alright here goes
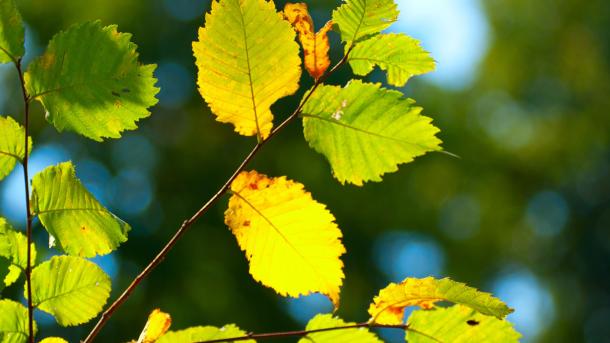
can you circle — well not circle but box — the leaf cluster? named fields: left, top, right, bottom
left=0, top=0, right=521, bottom=342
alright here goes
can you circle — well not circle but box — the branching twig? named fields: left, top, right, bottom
left=83, top=49, right=353, bottom=343
left=14, top=57, right=35, bottom=343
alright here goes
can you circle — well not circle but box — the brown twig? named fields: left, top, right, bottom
left=196, top=321, right=441, bottom=343
left=83, top=49, right=352, bottom=343
left=14, top=57, right=35, bottom=343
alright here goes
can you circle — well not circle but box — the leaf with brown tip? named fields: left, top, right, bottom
left=284, top=3, right=333, bottom=79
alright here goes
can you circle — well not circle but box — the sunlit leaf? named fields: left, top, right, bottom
left=158, top=324, right=254, bottom=343
left=0, top=217, right=37, bottom=286
left=406, top=305, right=521, bottom=343
left=0, top=0, right=24, bottom=63
left=0, top=116, right=31, bottom=181
left=332, top=0, right=398, bottom=45
left=31, top=161, right=130, bottom=258
left=225, top=170, right=345, bottom=307
left=39, top=338, right=69, bottom=343
left=137, top=309, right=172, bottom=343
left=25, top=20, right=159, bottom=141
left=368, top=277, right=513, bottom=325
left=193, top=0, right=302, bottom=139
left=29, top=255, right=111, bottom=326
left=283, top=3, right=333, bottom=79
left=298, top=314, right=382, bottom=343
left=0, top=299, right=35, bottom=343
left=302, top=80, right=441, bottom=186
left=349, top=33, right=435, bottom=87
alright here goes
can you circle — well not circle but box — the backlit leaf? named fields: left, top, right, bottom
left=298, top=314, right=382, bottom=343
left=39, top=338, right=69, bottom=343
left=302, top=80, right=441, bottom=186
left=332, top=0, right=398, bottom=45
left=225, top=170, right=345, bottom=307
left=158, top=324, right=254, bottom=343
left=25, top=20, right=159, bottom=141
left=349, top=33, right=435, bottom=87
left=137, top=309, right=172, bottom=343
left=283, top=3, right=333, bottom=79
left=31, top=161, right=130, bottom=258
left=29, top=255, right=111, bottom=326
left=193, top=0, right=302, bottom=139
left=0, top=217, right=37, bottom=286
left=406, top=305, right=521, bottom=343
left=368, top=277, right=513, bottom=325
left=0, top=116, right=31, bottom=181
left=0, top=0, right=24, bottom=63
left=0, top=299, right=35, bottom=343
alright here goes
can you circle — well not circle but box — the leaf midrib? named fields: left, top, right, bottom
left=0, top=46, right=18, bottom=64
left=236, top=0, right=262, bottom=139
left=0, top=150, right=22, bottom=162
left=232, top=191, right=333, bottom=286
left=35, top=280, right=106, bottom=307
left=350, top=0, right=368, bottom=43
left=349, top=56, right=430, bottom=69
left=35, top=207, right=107, bottom=216
left=302, top=113, right=436, bottom=149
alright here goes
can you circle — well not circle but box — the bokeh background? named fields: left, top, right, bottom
left=1, top=0, right=609, bottom=342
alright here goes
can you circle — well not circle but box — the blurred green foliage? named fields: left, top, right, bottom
left=1, top=0, right=609, bottom=342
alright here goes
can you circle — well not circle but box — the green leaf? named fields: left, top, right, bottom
left=349, top=33, right=435, bottom=87
left=0, top=116, right=31, bottom=181
left=0, top=217, right=37, bottom=286
left=31, top=161, right=130, bottom=258
left=0, top=299, right=35, bottom=343
left=302, top=80, right=441, bottom=186
left=29, top=255, right=111, bottom=326
left=0, top=0, right=24, bottom=63
left=158, top=324, right=255, bottom=343
left=25, top=20, right=159, bottom=141
left=406, top=305, right=521, bottom=343
left=332, top=0, right=399, bottom=45
left=192, top=0, right=302, bottom=140
left=368, top=277, right=513, bottom=325
left=298, top=314, right=382, bottom=343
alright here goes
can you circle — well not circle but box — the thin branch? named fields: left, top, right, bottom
left=83, top=49, right=352, bottom=343
left=15, top=58, right=35, bottom=343
left=195, top=322, right=441, bottom=343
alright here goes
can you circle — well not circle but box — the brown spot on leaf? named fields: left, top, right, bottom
left=467, top=320, right=480, bottom=326
left=243, top=220, right=251, bottom=227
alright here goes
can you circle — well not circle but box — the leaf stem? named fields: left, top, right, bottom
left=15, top=58, right=35, bottom=343
left=82, top=47, right=353, bottom=343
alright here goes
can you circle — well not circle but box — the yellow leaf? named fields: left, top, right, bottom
left=137, top=309, right=172, bottom=343
left=283, top=3, right=333, bottom=80
left=225, top=170, right=345, bottom=307
left=193, top=0, right=302, bottom=139
left=39, top=338, right=68, bottom=343
left=368, top=277, right=513, bottom=325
